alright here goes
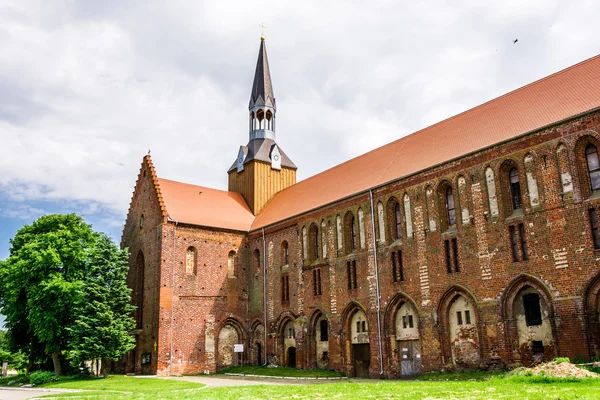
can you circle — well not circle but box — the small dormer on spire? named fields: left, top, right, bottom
left=249, top=38, right=276, bottom=141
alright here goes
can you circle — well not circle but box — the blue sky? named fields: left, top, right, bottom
left=1, top=1, right=599, bottom=276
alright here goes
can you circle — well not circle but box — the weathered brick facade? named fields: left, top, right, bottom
left=119, top=47, right=600, bottom=377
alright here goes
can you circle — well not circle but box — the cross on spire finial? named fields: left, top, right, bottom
left=259, top=23, right=266, bottom=40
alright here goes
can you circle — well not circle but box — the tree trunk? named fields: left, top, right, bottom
left=102, top=359, right=109, bottom=378
left=52, top=351, right=62, bottom=376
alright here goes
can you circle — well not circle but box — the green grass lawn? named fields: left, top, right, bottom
left=217, top=365, right=344, bottom=378
left=33, top=373, right=600, bottom=399
left=38, top=375, right=205, bottom=398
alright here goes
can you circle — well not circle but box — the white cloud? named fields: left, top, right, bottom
left=0, top=0, right=599, bottom=226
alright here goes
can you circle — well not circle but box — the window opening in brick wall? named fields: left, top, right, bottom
left=523, top=292, right=543, bottom=326
left=185, top=247, right=197, bottom=275
left=361, top=320, right=366, bottom=332
left=254, top=249, right=261, bottom=276
left=394, top=202, right=402, bottom=240
left=350, top=215, right=357, bottom=251
left=402, top=315, right=407, bottom=329
left=464, top=310, right=471, bottom=325
left=282, top=241, right=289, bottom=265
left=322, top=351, right=328, bottom=361
left=444, top=240, right=452, bottom=273
left=346, top=260, right=357, bottom=290
left=140, top=214, right=144, bottom=230
left=313, top=268, right=322, bottom=296
left=452, top=238, right=459, bottom=272
left=281, top=275, right=289, bottom=303
left=589, top=209, right=600, bottom=249
left=509, top=226, right=519, bottom=262
left=509, top=167, right=522, bottom=210
left=532, top=340, right=544, bottom=355
left=446, top=187, right=456, bottom=226
left=456, top=311, right=463, bottom=325
left=320, top=319, right=328, bottom=341
left=586, top=143, right=600, bottom=191
left=444, top=239, right=460, bottom=273
left=509, top=224, right=529, bottom=262
left=309, top=223, right=320, bottom=261
left=408, top=314, right=414, bottom=328
left=391, top=250, right=404, bottom=282
left=518, top=223, right=529, bottom=261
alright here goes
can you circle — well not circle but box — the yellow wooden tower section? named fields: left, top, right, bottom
left=228, top=37, right=297, bottom=215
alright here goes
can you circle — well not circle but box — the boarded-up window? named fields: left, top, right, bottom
left=186, top=247, right=197, bottom=275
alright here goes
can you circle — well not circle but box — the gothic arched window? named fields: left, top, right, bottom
left=586, top=143, right=600, bottom=191
left=446, top=187, right=456, bottom=226
left=509, top=168, right=522, bottom=210
left=281, top=241, right=289, bottom=265
left=394, top=202, right=402, bottom=240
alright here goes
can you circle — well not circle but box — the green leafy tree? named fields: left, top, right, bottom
left=0, top=214, right=94, bottom=375
left=0, top=329, right=26, bottom=371
left=68, top=234, right=136, bottom=376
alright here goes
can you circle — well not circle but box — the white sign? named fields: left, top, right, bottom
left=234, top=344, right=244, bottom=353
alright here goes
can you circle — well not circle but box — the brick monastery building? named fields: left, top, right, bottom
left=120, top=38, right=600, bottom=377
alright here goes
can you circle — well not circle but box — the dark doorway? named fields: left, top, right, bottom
left=257, top=343, right=262, bottom=365
left=287, top=347, right=297, bottom=368
left=352, top=344, right=370, bottom=377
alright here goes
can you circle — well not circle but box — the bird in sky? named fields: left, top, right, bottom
left=513, top=39, right=518, bottom=44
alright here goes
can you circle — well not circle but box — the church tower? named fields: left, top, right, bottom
left=228, top=37, right=297, bottom=215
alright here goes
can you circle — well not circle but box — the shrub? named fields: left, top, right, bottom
left=555, top=357, right=570, bottom=364
left=29, top=370, right=56, bottom=385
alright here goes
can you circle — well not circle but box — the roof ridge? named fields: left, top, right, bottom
left=258, top=52, right=600, bottom=208
left=157, top=177, right=239, bottom=195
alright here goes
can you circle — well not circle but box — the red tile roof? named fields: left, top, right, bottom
left=158, top=178, right=254, bottom=231
left=251, top=54, right=600, bottom=229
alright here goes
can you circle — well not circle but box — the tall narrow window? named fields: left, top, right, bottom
left=313, top=268, right=322, bottom=296
left=586, top=143, right=600, bottom=191
left=185, top=247, right=197, bottom=275
left=519, top=223, right=529, bottom=261
left=282, top=241, right=289, bottom=265
left=509, top=226, right=519, bottom=262
left=350, top=216, right=357, bottom=251
left=392, top=251, right=398, bottom=282
left=444, top=240, right=452, bottom=273
left=590, top=209, right=600, bottom=249
left=464, top=310, right=471, bottom=325
left=347, top=261, right=357, bottom=290
left=456, top=311, right=463, bottom=325
left=394, top=202, right=402, bottom=240
left=446, top=187, right=456, bottom=226
left=320, top=320, right=328, bottom=341
left=254, top=249, right=261, bottom=275
left=523, top=292, right=542, bottom=326
left=509, top=168, right=522, bottom=210
left=452, top=238, right=459, bottom=272
left=140, top=214, right=144, bottom=230
left=396, top=251, right=404, bottom=281
left=444, top=239, right=459, bottom=273
left=281, top=275, right=290, bottom=303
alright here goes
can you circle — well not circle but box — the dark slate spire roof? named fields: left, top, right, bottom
left=249, top=39, right=276, bottom=110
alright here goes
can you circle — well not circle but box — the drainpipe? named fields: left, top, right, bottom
left=170, top=220, right=178, bottom=375
left=369, top=190, right=384, bottom=376
left=262, top=227, right=268, bottom=365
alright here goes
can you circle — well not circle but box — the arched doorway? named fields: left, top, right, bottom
left=344, top=304, right=371, bottom=377
left=502, top=275, right=556, bottom=365
left=280, top=319, right=296, bottom=368
left=250, top=322, right=265, bottom=366
left=309, top=310, right=330, bottom=369
left=217, top=320, right=244, bottom=369
left=395, top=302, right=421, bottom=376
left=439, top=287, right=482, bottom=368
left=584, top=272, right=600, bottom=359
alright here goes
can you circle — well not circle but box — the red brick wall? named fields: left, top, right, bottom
left=122, top=110, right=600, bottom=377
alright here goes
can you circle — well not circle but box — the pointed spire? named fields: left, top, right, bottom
left=249, top=39, right=275, bottom=111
